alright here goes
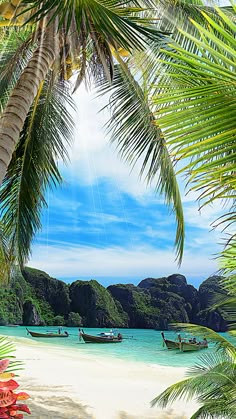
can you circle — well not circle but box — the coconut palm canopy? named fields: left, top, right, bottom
left=0, top=0, right=190, bottom=271
left=0, top=0, right=234, bottom=271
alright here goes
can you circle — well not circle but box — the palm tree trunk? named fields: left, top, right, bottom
left=0, top=23, right=57, bottom=185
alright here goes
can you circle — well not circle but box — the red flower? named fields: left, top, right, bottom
left=0, top=390, right=17, bottom=407
left=9, top=405, right=31, bottom=415
left=0, top=359, right=31, bottom=417
left=0, top=381, right=19, bottom=392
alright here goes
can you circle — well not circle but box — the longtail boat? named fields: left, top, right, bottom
left=161, top=332, right=180, bottom=350
left=80, top=332, right=122, bottom=343
left=161, top=332, right=208, bottom=352
left=26, top=328, right=69, bottom=338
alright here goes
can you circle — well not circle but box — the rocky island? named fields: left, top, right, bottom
left=0, top=268, right=227, bottom=331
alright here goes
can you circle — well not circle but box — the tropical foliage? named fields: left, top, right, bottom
left=0, top=0, right=166, bottom=182
left=97, top=0, right=231, bottom=263
left=151, top=5, right=236, bottom=418
left=99, top=60, right=185, bottom=262
left=0, top=358, right=30, bottom=418
left=0, top=0, right=229, bottom=271
left=0, top=76, right=75, bottom=267
left=152, top=324, right=236, bottom=418
left=152, top=4, right=236, bottom=271
left=0, top=333, right=29, bottom=418
left=0, top=0, right=185, bottom=271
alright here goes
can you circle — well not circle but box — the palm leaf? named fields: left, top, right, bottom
left=0, top=222, right=18, bottom=284
left=0, top=76, right=75, bottom=266
left=0, top=222, right=12, bottom=284
left=0, top=336, right=22, bottom=372
left=23, top=0, right=167, bottom=49
left=152, top=343, right=236, bottom=418
left=0, top=28, right=34, bottom=111
left=153, top=7, right=236, bottom=211
left=99, top=57, right=184, bottom=263
left=21, top=0, right=169, bottom=90
left=219, top=238, right=236, bottom=275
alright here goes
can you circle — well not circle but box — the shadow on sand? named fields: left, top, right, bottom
left=28, top=395, right=93, bottom=418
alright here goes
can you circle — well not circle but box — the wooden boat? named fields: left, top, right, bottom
left=26, top=328, right=69, bottom=338
left=161, top=332, right=180, bottom=350
left=161, top=332, right=208, bottom=352
left=180, top=340, right=208, bottom=352
left=80, top=332, right=122, bottom=343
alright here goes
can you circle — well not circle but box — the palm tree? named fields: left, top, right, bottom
left=0, top=0, right=230, bottom=269
left=149, top=5, right=236, bottom=417
left=0, top=0, right=165, bottom=267
left=97, top=0, right=228, bottom=263
left=0, top=0, right=178, bottom=262
left=151, top=4, right=236, bottom=265
left=0, top=0, right=187, bottom=267
left=0, top=0, right=165, bottom=184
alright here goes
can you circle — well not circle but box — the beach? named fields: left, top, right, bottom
left=9, top=337, right=199, bottom=419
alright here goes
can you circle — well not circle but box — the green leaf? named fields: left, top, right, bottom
left=0, top=77, right=75, bottom=266
left=99, top=58, right=184, bottom=263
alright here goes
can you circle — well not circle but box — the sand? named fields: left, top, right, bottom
left=8, top=337, right=198, bottom=419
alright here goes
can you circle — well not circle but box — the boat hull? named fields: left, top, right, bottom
left=161, top=332, right=208, bottom=352
left=164, top=339, right=180, bottom=350
left=26, top=329, right=68, bottom=338
left=180, top=342, right=208, bottom=352
left=161, top=332, right=180, bottom=350
left=81, top=333, right=122, bottom=343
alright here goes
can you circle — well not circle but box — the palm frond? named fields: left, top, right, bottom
left=0, top=76, right=75, bottom=266
left=23, top=0, right=167, bottom=49
left=98, top=57, right=184, bottom=263
left=212, top=295, right=236, bottom=323
left=0, top=28, right=34, bottom=111
left=152, top=340, right=236, bottom=418
left=153, top=6, right=236, bottom=199
left=0, top=336, right=22, bottom=371
left=152, top=6, right=236, bottom=269
left=219, top=238, right=236, bottom=275
left=190, top=402, right=235, bottom=419
left=0, top=222, right=12, bottom=284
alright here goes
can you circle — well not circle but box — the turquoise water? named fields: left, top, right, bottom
left=0, top=326, right=229, bottom=368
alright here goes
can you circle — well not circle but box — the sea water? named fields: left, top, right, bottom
left=0, top=326, right=231, bottom=368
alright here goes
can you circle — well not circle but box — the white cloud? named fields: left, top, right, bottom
left=63, top=85, right=157, bottom=200
left=85, top=212, right=130, bottom=225
left=28, top=242, right=217, bottom=284
left=66, top=86, right=228, bottom=232
left=184, top=201, right=227, bottom=231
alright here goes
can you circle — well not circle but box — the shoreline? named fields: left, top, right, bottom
left=5, top=336, right=198, bottom=418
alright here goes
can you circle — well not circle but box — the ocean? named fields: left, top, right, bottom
left=0, top=326, right=228, bottom=368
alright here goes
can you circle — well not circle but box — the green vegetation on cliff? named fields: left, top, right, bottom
left=70, top=280, right=128, bottom=327
left=0, top=268, right=227, bottom=331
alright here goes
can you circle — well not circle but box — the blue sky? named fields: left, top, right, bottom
left=28, top=86, right=225, bottom=289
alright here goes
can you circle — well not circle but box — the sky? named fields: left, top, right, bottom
left=28, top=86, right=225, bottom=289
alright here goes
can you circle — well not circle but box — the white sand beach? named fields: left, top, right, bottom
left=10, top=337, right=198, bottom=419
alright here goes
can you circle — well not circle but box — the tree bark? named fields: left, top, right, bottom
left=0, top=23, right=57, bottom=185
